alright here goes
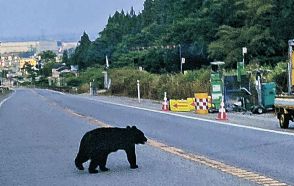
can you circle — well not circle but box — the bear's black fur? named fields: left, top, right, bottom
left=75, top=126, right=147, bottom=174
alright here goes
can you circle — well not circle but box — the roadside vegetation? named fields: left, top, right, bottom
left=20, top=1, right=292, bottom=99
left=35, top=62, right=285, bottom=100
left=0, top=87, right=12, bottom=100
left=64, top=1, right=294, bottom=72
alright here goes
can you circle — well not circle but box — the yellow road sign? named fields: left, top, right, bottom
left=187, top=98, right=196, bottom=111
left=170, top=99, right=194, bottom=112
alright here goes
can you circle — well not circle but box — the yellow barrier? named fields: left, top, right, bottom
left=170, top=99, right=191, bottom=112
left=195, top=93, right=209, bottom=114
left=187, top=98, right=196, bottom=111
left=207, top=96, right=212, bottom=109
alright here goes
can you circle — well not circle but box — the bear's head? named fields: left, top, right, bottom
left=127, top=126, right=147, bottom=144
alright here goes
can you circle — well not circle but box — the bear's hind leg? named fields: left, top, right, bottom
left=75, top=153, right=88, bottom=170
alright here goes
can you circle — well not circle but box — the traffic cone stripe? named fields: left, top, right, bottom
left=162, top=92, right=169, bottom=111
left=216, top=100, right=228, bottom=120
left=162, top=101, right=169, bottom=111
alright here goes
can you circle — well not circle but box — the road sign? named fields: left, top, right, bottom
left=187, top=98, right=196, bottom=111
left=181, top=58, right=185, bottom=64
left=170, top=99, right=195, bottom=112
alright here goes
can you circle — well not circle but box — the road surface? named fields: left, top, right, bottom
left=0, top=88, right=293, bottom=185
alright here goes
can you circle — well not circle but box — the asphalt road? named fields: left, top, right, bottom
left=0, top=88, right=293, bottom=185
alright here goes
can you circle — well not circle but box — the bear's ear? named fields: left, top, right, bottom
left=132, top=126, right=137, bottom=129
left=126, top=126, right=131, bottom=129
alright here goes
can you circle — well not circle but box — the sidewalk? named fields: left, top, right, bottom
left=81, top=94, right=289, bottom=132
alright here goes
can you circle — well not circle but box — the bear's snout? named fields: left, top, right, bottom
left=141, top=137, right=148, bottom=144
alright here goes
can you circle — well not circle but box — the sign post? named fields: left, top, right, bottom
left=179, top=44, right=182, bottom=74
left=242, top=47, right=247, bottom=64
left=181, top=57, right=185, bottom=74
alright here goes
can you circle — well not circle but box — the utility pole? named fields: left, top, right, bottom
left=179, top=44, right=182, bottom=74
left=103, top=55, right=110, bottom=89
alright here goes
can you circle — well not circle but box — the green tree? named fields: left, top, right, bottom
left=69, top=0, right=294, bottom=73
left=41, top=62, right=55, bottom=77
left=39, top=50, right=57, bottom=63
left=22, top=62, right=37, bottom=83
left=70, top=32, right=91, bottom=70
left=62, top=50, right=69, bottom=65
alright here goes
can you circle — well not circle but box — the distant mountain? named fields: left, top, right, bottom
left=0, top=32, right=82, bottom=42
left=0, top=0, right=144, bottom=43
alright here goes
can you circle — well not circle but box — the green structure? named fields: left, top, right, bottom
left=210, top=61, right=225, bottom=112
left=237, top=61, right=246, bottom=82
left=251, top=71, right=276, bottom=114
left=261, top=82, right=276, bottom=108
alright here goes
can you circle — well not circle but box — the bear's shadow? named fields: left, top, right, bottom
left=75, top=150, right=141, bottom=174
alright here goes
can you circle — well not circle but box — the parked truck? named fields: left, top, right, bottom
left=274, top=39, right=294, bottom=128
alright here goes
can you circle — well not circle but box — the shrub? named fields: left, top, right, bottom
left=78, top=83, right=90, bottom=94
left=67, top=78, right=82, bottom=87
left=267, top=61, right=288, bottom=93
left=78, top=67, right=104, bottom=89
left=108, top=67, right=210, bottom=100
left=58, top=61, right=289, bottom=98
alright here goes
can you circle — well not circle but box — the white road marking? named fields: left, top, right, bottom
left=0, top=90, right=15, bottom=108
left=45, top=89, right=66, bottom=95
left=81, top=97, right=294, bottom=137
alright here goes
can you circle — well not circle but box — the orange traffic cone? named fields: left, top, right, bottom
left=162, top=101, right=169, bottom=111
left=162, top=92, right=169, bottom=111
left=216, top=100, right=228, bottom=120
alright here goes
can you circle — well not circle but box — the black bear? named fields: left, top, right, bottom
left=75, top=126, right=147, bottom=174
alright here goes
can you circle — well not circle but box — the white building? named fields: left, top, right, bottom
left=0, top=41, right=77, bottom=55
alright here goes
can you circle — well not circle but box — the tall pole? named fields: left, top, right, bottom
left=103, top=55, right=110, bottom=89
left=288, top=40, right=294, bottom=94
left=179, top=44, right=182, bottom=74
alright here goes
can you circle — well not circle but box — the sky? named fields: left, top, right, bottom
left=0, top=0, right=145, bottom=41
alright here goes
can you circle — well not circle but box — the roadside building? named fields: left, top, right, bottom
left=49, top=63, right=73, bottom=87
left=19, top=58, right=37, bottom=69
left=0, top=40, right=77, bottom=56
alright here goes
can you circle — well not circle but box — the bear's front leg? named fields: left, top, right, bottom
left=99, top=153, right=110, bottom=172
left=88, top=158, right=99, bottom=174
left=125, top=146, right=138, bottom=169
